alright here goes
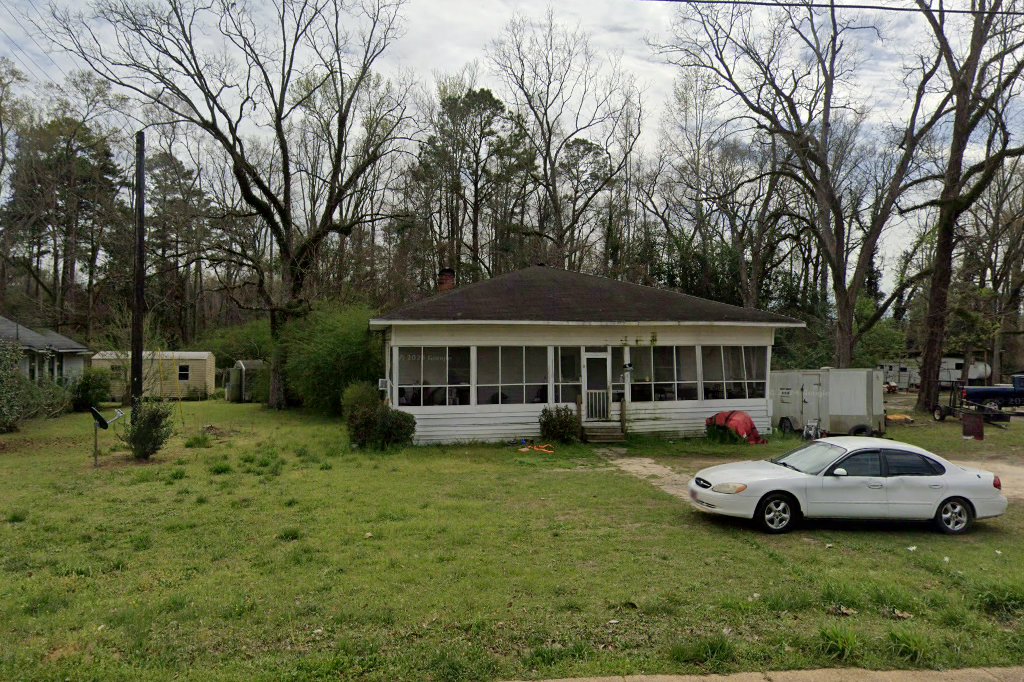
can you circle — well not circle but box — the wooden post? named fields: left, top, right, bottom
left=130, top=131, right=145, bottom=421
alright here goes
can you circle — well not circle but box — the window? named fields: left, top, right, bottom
left=556, top=346, right=581, bottom=404
left=477, top=346, right=548, bottom=405
left=630, top=346, right=699, bottom=402
left=833, top=450, right=881, bottom=477
left=700, top=346, right=768, bottom=400
left=397, top=347, right=470, bottom=406
left=885, top=450, right=943, bottom=476
left=178, top=364, right=190, bottom=381
left=611, top=346, right=625, bottom=402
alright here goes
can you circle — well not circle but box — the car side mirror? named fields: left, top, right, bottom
left=832, top=468, right=848, bottom=477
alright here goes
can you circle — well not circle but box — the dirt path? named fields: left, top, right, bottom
left=514, top=667, right=1024, bottom=681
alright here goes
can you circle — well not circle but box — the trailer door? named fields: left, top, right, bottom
left=801, top=373, right=822, bottom=425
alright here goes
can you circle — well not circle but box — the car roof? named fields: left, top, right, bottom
left=816, top=436, right=936, bottom=458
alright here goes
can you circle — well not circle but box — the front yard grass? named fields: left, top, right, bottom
left=1, top=402, right=1022, bottom=680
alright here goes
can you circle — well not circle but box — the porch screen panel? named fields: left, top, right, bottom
left=744, top=347, right=768, bottom=398
left=653, top=346, right=675, bottom=401
left=630, top=347, right=653, bottom=402
left=556, top=347, right=581, bottom=404
left=722, top=346, right=747, bottom=399
left=397, top=346, right=471, bottom=406
left=477, top=346, right=549, bottom=405
left=397, top=347, right=423, bottom=406
left=701, top=346, right=725, bottom=399
left=675, top=346, right=698, bottom=400
left=611, top=347, right=625, bottom=402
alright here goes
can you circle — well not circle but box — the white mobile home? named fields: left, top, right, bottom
left=369, top=266, right=804, bottom=444
left=878, top=357, right=992, bottom=389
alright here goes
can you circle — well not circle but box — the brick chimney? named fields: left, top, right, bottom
left=438, top=267, right=456, bottom=292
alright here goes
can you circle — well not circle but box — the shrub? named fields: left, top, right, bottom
left=247, top=367, right=270, bottom=404
left=375, top=407, right=416, bottom=449
left=184, top=432, right=212, bottom=449
left=70, top=368, right=113, bottom=412
left=19, top=377, right=70, bottom=421
left=345, top=382, right=383, bottom=448
left=190, top=319, right=273, bottom=370
left=282, top=305, right=383, bottom=414
left=539, top=405, right=580, bottom=444
left=343, top=383, right=415, bottom=450
left=120, top=401, right=174, bottom=460
left=819, top=624, right=859, bottom=661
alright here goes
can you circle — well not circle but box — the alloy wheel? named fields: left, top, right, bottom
left=764, top=499, right=792, bottom=530
left=940, top=500, right=968, bottom=532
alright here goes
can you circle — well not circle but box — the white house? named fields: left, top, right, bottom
left=369, top=266, right=804, bottom=444
left=0, top=315, right=91, bottom=382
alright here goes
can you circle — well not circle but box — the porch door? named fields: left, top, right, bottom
left=584, top=351, right=611, bottom=421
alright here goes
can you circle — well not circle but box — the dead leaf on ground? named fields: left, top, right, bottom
left=890, top=608, right=913, bottom=620
left=828, top=605, right=858, bottom=617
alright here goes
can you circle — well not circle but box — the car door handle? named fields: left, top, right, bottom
left=929, top=484, right=943, bottom=489
left=867, top=483, right=883, bottom=489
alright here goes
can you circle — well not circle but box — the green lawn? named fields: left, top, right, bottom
left=1, top=403, right=1022, bottom=681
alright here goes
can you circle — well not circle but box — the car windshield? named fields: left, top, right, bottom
left=772, top=441, right=846, bottom=475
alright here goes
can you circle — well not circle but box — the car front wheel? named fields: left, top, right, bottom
left=934, top=497, right=973, bottom=534
left=756, top=493, right=798, bottom=534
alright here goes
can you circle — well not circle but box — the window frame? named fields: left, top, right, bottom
left=177, top=364, right=190, bottom=382
left=395, top=346, right=472, bottom=407
left=827, top=449, right=883, bottom=477
left=882, top=449, right=945, bottom=477
left=476, top=346, right=549, bottom=406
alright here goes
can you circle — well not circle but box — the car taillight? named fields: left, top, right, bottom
left=962, top=388, right=968, bottom=399
left=994, top=476, right=1002, bottom=490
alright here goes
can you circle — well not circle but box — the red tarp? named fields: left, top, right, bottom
left=706, top=410, right=766, bottom=444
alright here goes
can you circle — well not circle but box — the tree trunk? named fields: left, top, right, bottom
left=961, top=345, right=973, bottom=385
left=915, top=207, right=956, bottom=411
left=267, top=309, right=288, bottom=409
left=834, top=293, right=855, bottom=368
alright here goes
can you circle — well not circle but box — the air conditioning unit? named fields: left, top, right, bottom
left=378, top=378, right=388, bottom=391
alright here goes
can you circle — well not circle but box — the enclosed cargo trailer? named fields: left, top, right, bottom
left=770, top=368, right=885, bottom=436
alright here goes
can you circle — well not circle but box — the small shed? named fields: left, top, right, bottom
left=92, top=351, right=216, bottom=400
left=225, top=359, right=266, bottom=402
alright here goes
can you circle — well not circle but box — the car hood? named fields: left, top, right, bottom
left=694, top=460, right=808, bottom=484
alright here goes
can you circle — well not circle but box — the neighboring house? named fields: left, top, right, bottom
left=878, top=357, right=992, bottom=389
left=0, top=315, right=92, bottom=382
left=369, top=266, right=804, bottom=444
left=91, top=351, right=216, bottom=400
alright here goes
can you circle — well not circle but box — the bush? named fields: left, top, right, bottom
left=343, top=382, right=415, bottom=449
left=375, top=407, right=416, bottom=449
left=190, top=319, right=273, bottom=370
left=70, top=368, right=113, bottom=412
left=539, top=405, right=580, bottom=444
left=18, top=377, right=70, bottom=421
left=120, top=401, right=174, bottom=460
left=282, top=305, right=383, bottom=414
left=247, top=367, right=270, bottom=404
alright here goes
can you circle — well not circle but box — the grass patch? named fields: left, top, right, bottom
left=184, top=432, right=212, bottom=449
left=819, top=624, right=859, bottom=661
left=668, top=634, right=736, bottom=668
left=0, top=401, right=1021, bottom=679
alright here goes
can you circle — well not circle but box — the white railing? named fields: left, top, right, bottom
left=586, top=390, right=610, bottom=421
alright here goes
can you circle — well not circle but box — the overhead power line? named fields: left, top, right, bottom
left=641, top=0, right=1024, bottom=16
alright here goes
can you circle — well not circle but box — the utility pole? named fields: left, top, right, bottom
left=130, top=130, right=145, bottom=420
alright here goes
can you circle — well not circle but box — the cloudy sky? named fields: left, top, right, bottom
left=0, top=0, right=947, bottom=280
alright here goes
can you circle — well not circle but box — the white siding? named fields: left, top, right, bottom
left=391, top=323, right=774, bottom=347
left=626, top=399, right=771, bottom=437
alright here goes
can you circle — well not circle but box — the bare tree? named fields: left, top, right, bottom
left=912, top=0, right=1024, bottom=411
left=655, top=1, right=945, bottom=366
left=50, top=0, right=412, bottom=407
left=489, top=9, right=642, bottom=270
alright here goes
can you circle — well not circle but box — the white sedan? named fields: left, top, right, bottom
left=688, top=436, right=1007, bottom=534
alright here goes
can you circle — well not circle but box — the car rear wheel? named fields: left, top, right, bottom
left=756, top=493, right=798, bottom=534
left=983, top=400, right=1001, bottom=412
left=934, top=497, right=973, bottom=534
left=779, top=418, right=794, bottom=434
left=932, top=406, right=947, bottom=422
left=848, top=424, right=873, bottom=436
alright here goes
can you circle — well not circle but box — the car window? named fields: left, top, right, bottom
left=773, top=441, right=846, bottom=475
left=884, top=450, right=941, bottom=476
left=833, top=450, right=881, bottom=477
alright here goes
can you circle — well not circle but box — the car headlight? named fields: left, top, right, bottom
left=711, top=482, right=748, bottom=494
